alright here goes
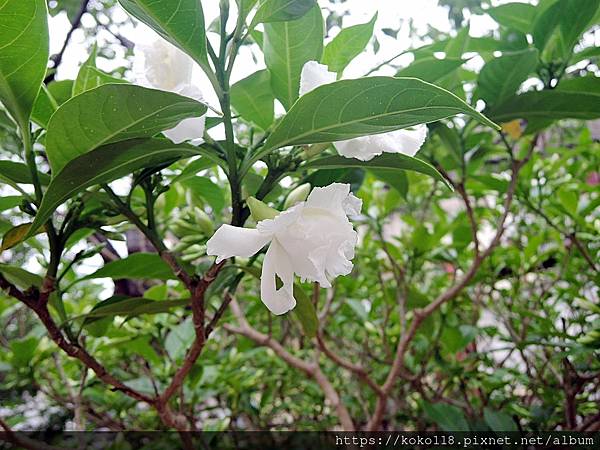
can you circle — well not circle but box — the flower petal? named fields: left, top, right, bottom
left=306, top=183, right=356, bottom=218
left=163, top=116, right=206, bottom=144
left=371, top=124, right=428, bottom=157
left=299, top=61, right=337, bottom=96
left=260, top=240, right=296, bottom=315
left=334, top=135, right=381, bottom=161
left=343, top=193, right=362, bottom=217
left=206, top=225, right=271, bottom=263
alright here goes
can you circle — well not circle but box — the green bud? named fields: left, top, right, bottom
left=284, top=183, right=311, bottom=209
left=303, top=142, right=330, bottom=159
left=247, top=197, right=279, bottom=222
left=194, top=207, right=215, bottom=235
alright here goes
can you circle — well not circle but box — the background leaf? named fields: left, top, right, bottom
left=252, top=0, right=316, bottom=25
left=83, top=253, right=176, bottom=281
left=231, top=70, right=275, bottom=130
left=322, top=13, right=377, bottom=74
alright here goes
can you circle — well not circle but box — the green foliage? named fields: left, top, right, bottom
left=0, top=0, right=598, bottom=435
left=0, top=0, right=49, bottom=130
left=263, top=4, right=324, bottom=109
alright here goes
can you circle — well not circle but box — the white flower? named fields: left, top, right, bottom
left=299, top=61, right=428, bottom=161
left=206, top=183, right=362, bottom=315
left=133, top=30, right=206, bottom=144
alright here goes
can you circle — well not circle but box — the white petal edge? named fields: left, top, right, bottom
left=260, top=240, right=296, bottom=315
left=371, top=124, right=428, bottom=157
left=206, top=225, right=271, bottom=264
left=299, top=61, right=337, bottom=96
left=163, top=116, right=206, bottom=144
left=306, top=183, right=351, bottom=216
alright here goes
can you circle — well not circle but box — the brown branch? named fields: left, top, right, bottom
left=366, top=136, right=538, bottom=431
left=316, top=332, right=384, bottom=396
left=224, top=298, right=356, bottom=431
left=159, top=262, right=225, bottom=406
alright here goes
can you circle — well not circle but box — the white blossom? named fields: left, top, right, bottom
left=299, top=61, right=428, bottom=161
left=133, top=31, right=206, bottom=144
left=206, top=183, right=362, bottom=315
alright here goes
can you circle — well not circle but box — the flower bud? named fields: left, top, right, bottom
left=247, top=197, right=279, bottom=222
left=194, top=207, right=215, bottom=235
left=283, top=183, right=311, bottom=209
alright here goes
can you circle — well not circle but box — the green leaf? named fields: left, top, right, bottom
left=252, top=0, right=316, bottom=25
left=45, top=84, right=207, bottom=173
left=31, top=85, right=58, bottom=128
left=533, top=0, right=600, bottom=61
left=84, top=253, right=175, bottom=281
left=369, top=169, right=408, bottom=198
left=10, top=337, right=38, bottom=367
left=489, top=78, right=600, bottom=123
left=0, top=196, right=22, bottom=212
left=423, top=402, right=470, bottom=431
left=322, top=13, right=377, bottom=74
left=478, top=49, right=538, bottom=106
left=0, top=264, right=42, bottom=289
left=27, top=138, right=203, bottom=238
left=47, top=79, right=74, bottom=106
left=0, top=160, right=50, bottom=185
left=261, top=77, right=498, bottom=156
left=292, top=284, right=318, bottom=338
left=263, top=4, right=324, bottom=110
left=302, top=154, right=452, bottom=190
left=396, top=57, right=465, bottom=84
left=484, top=408, right=518, bottom=431
left=0, top=0, right=49, bottom=129
left=73, top=45, right=127, bottom=96
left=117, top=0, right=208, bottom=67
left=486, top=3, right=537, bottom=34
left=231, top=70, right=275, bottom=130
left=182, top=176, right=226, bottom=212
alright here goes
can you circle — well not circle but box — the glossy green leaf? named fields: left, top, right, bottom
left=84, top=253, right=176, bottom=281
left=533, top=0, right=600, bottom=61
left=322, top=13, right=377, bottom=74
left=478, top=49, right=538, bottom=106
left=489, top=77, right=600, bottom=123
left=261, top=77, right=498, bottom=157
left=486, top=3, right=537, bottom=34
left=0, top=264, right=42, bottom=289
left=45, top=84, right=207, bottom=173
left=0, top=0, right=49, bottom=129
left=396, top=57, right=465, bottom=84
left=302, top=154, right=452, bottom=190
left=31, top=85, right=58, bottom=129
left=252, top=0, right=316, bottom=25
left=0, top=160, right=50, bottom=185
left=292, top=284, right=318, bottom=338
left=118, top=0, right=208, bottom=67
left=27, top=138, right=203, bottom=237
left=73, top=45, right=127, bottom=96
left=0, top=196, right=22, bottom=212
left=231, top=70, right=275, bottom=130
left=263, top=5, right=324, bottom=110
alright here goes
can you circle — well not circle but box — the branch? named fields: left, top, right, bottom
left=0, top=418, right=62, bottom=450
left=159, top=262, right=225, bottom=406
left=366, top=136, right=538, bottom=431
left=45, top=0, right=90, bottom=83
left=224, top=298, right=356, bottom=431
